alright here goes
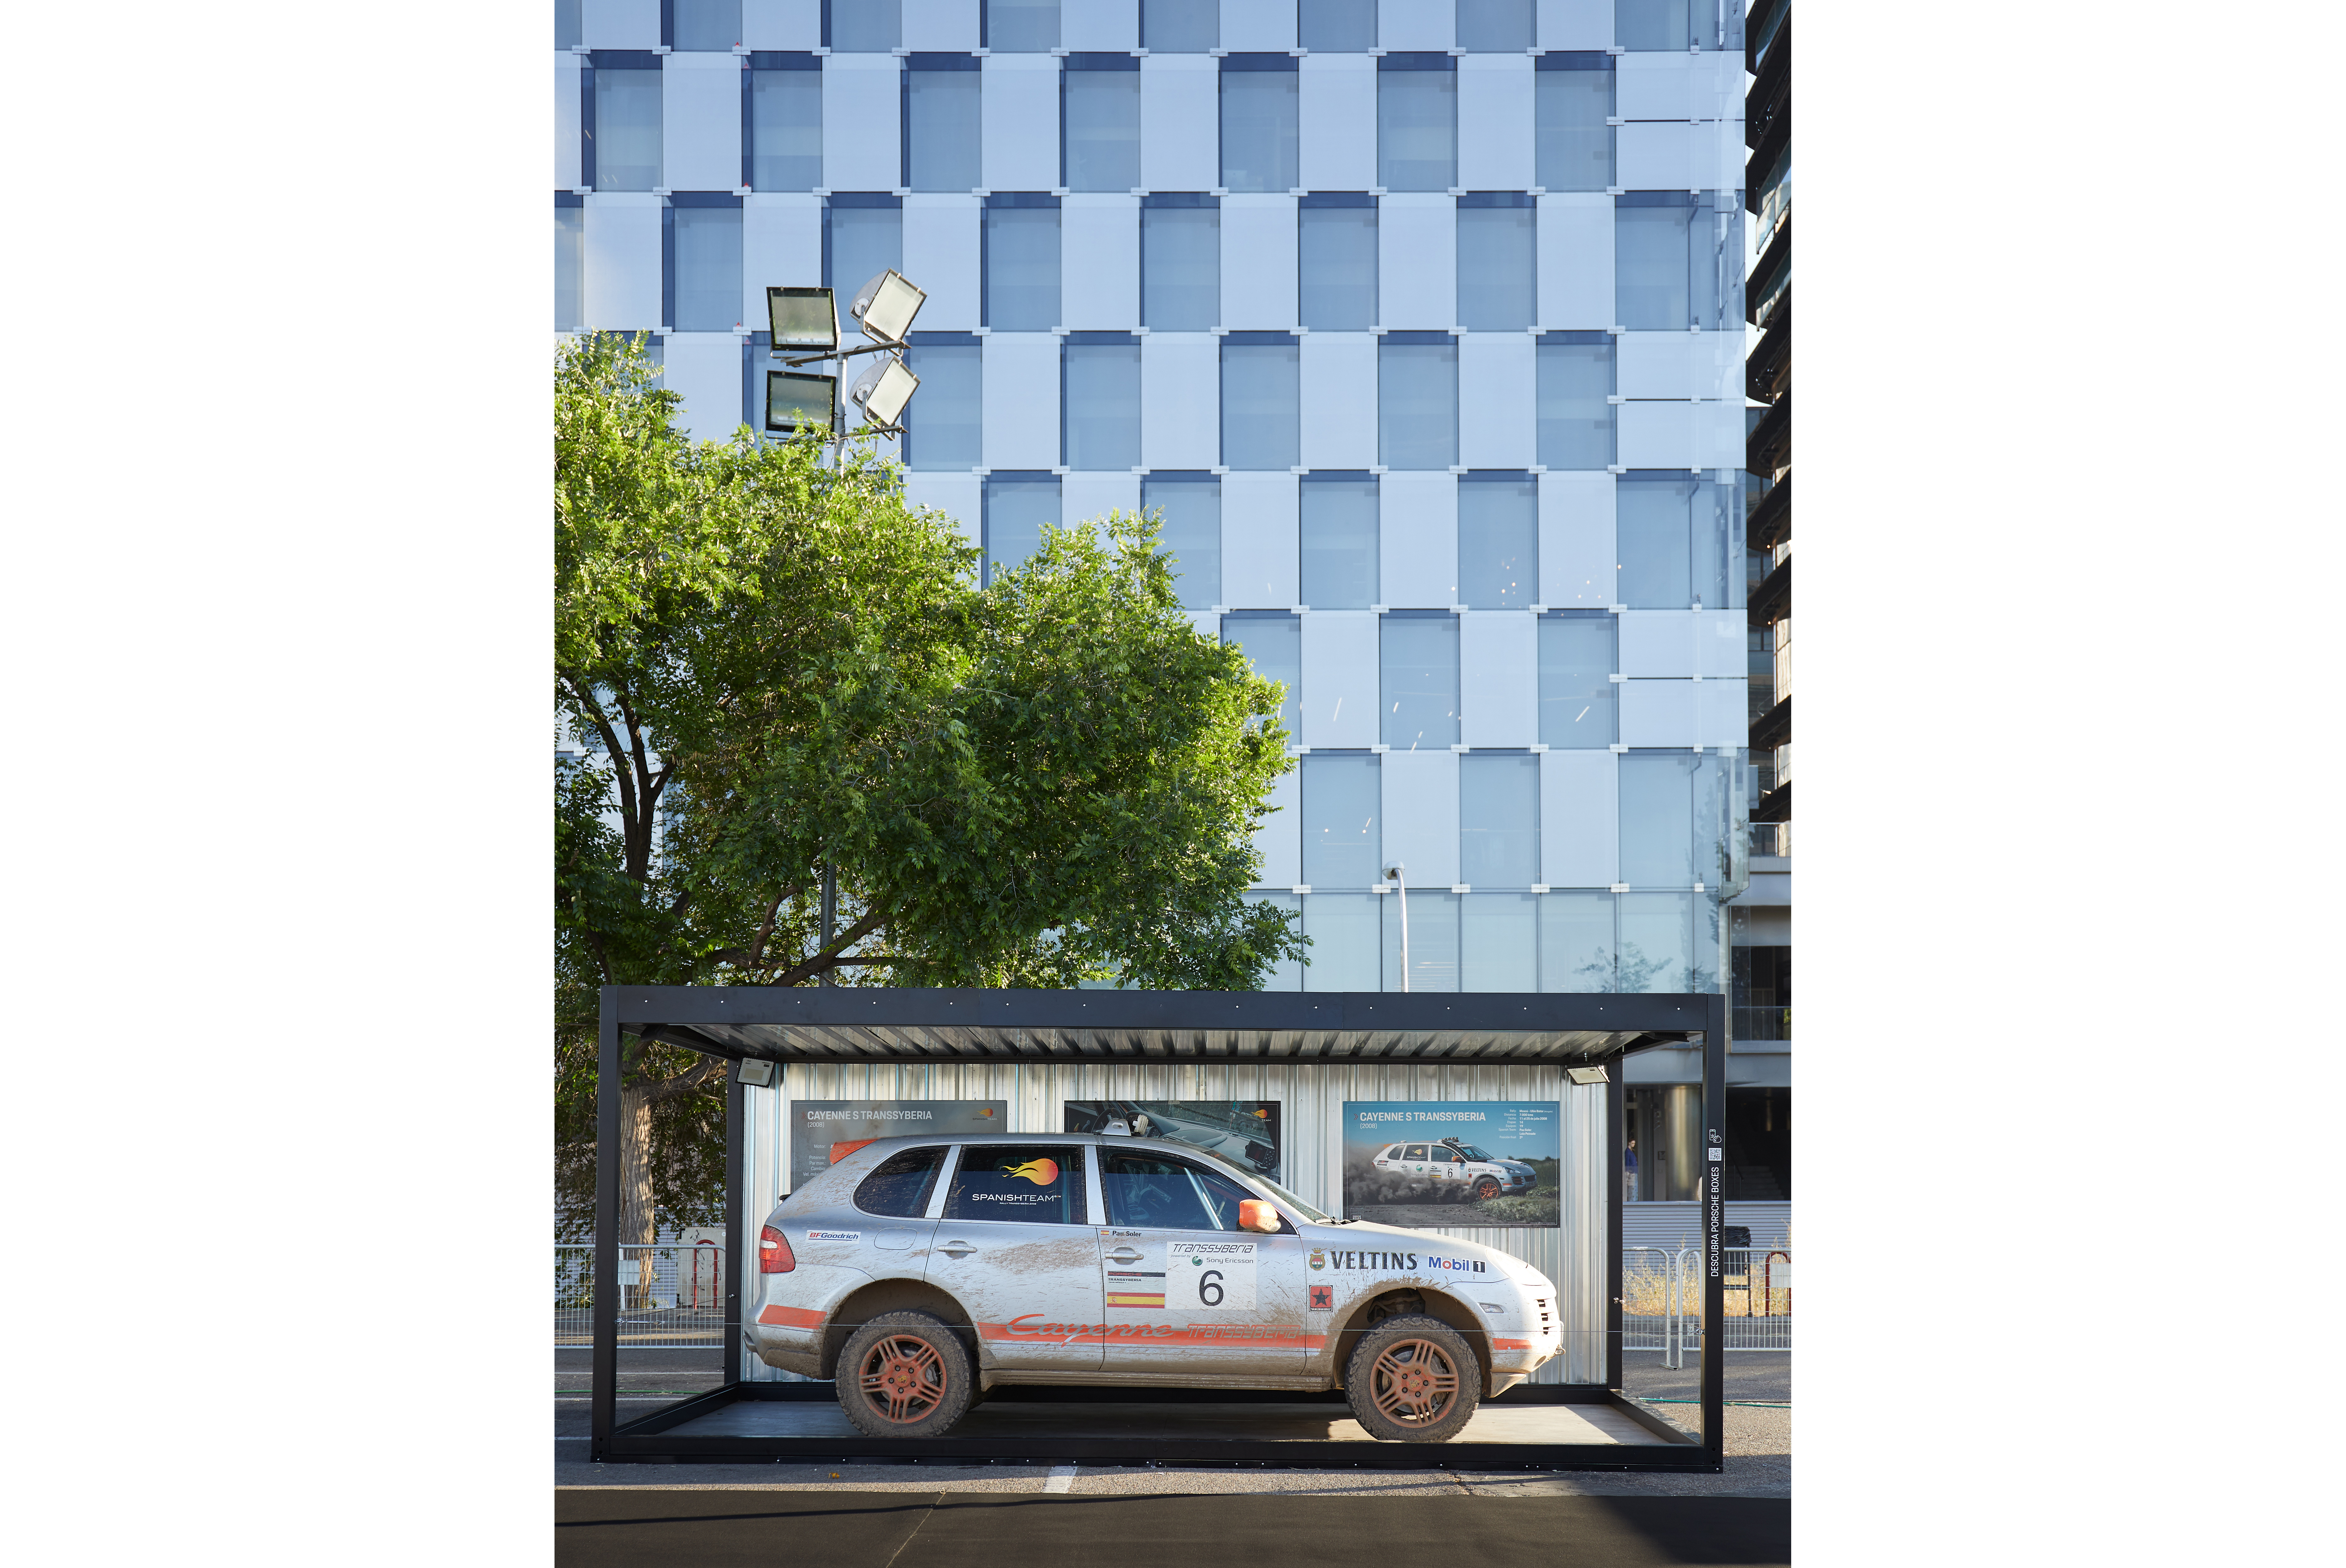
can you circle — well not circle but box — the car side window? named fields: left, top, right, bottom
left=855, top=1146, right=951, bottom=1217
left=940, top=1145, right=1087, bottom=1225
left=1403, top=1143, right=1428, bottom=1161
left=1104, top=1153, right=1273, bottom=1233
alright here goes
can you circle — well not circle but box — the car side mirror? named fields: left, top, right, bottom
left=1239, top=1199, right=1282, bottom=1234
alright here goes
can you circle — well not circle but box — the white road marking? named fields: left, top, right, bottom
left=1044, top=1466, right=1077, bottom=1493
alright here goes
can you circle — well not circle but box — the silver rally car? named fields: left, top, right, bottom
left=748, top=1132, right=1561, bottom=1442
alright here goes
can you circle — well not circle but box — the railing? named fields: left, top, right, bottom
left=555, top=1244, right=728, bottom=1348
left=1623, top=1248, right=1792, bottom=1363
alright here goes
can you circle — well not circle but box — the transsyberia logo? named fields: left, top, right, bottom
left=1003, top=1158, right=1060, bottom=1186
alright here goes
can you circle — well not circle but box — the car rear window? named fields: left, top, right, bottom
left=1403, top=1143, right=1429, bottom=1160
left=854, top=1146, right=950, bottom=1217
left=941, top=1145, right=1086, bottom=1225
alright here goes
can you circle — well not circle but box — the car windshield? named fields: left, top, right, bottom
left=1447, top=1143, right=1494, bottom=1160
left=1177, top=1145, right=1334, bottom=1225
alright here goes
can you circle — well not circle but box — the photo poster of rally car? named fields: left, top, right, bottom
left=1061, top=1100, right=1282, bottom=1179
left=787, top=1100, right=1008, bottom=1191
left=1339, top=1102, right=1562, bottom=1227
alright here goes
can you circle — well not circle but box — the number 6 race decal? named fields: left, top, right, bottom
left=1165, top=1241, right=1257, bottom=1310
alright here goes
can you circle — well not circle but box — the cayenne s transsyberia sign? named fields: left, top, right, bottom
left=789, top=1100, right=1008, bottom=1191
left=1340, top=1102, right=1561, bottom=1229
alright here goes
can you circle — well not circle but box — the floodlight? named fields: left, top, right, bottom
left=1565, top=1065, right=1609, bottom=1086
left=764, top=369, right=837, bottom=435
left=736, top=1058, right=777, bottom=1088
left=849, top=269, right=926, bottom=344
left=847, top=353, right=919, bottom=428
left=766, top=286, right=839, bottom=354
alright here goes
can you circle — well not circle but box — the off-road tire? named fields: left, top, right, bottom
left=835, top=1310, right=976, bottom=1439
left=1344, top=1314, right=1481, bottom=1442
left=1472, top=1176, right=1503, bottom=1202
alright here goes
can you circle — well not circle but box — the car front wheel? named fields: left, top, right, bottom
left=835, top=1311, right=976, bottom=1438
left=1344, top=1315, right=1481, bottom=1442
left=1472, top=1176, right=1502, bottom=1201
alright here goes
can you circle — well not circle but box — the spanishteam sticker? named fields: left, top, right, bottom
left=1165, top=1241, right=1256, bottom=1310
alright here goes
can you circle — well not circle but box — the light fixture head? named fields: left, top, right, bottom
left=736, top=1058, right=777, bottom=1088
left=766, top=286, right=839, bottom=354
left=1383, top=862, right=1405, bottom=880
left=847, top=353, right=919, bottom=428
left=765, top=369, right=837, bottom=436
left=1565, top=1065, right=1609, bottom=1086
left=850, top=269, right=926, bottom=344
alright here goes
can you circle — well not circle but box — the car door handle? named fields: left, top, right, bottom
left=1106, top=1250, right=1144, bottom=1264
left=939, top=1241, right=976, bottom=1258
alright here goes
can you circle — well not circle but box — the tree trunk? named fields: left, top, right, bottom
left=618, top=1083, right=658, bottom=1308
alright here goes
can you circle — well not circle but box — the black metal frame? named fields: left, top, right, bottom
left=591, top=986, right=1727, bottom=1471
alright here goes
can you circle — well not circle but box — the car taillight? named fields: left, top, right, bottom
left=758, top=1224, right=796, bottom=1274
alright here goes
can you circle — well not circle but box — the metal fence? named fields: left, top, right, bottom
left=555, top=1243, right=727, bottom=1348
left=1622, top=1247, right=1792, bottom=1364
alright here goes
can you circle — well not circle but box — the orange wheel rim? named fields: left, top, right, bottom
left=859, top=1334, right=948, bottom=1424
left=1370, top=1338, right=1461, bottom=1427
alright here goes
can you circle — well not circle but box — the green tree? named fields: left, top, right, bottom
left=555, top=333, right=1303, bottom=1252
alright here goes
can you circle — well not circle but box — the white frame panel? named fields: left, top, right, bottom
left=1618, top=610, right=1695, bottom=676
left=981, top=333, right=1062, bottom=469
left=1222, top=0, right=1296, bottom=51
left=1300, top=612, right=1379, bottom=748
left=1378, top=473, right=1457, bottom=608
left=583, top=195, right=664, bottom=328
left=1381, top=750, right=1460, bottom=888
left=903, top=472, right=983, bottom=548
left=583, top=0, right=660, bottom=49
left=1536, top=195, right=1612, bottom=330
left=1615, top=121, right=1693, bottom=191
left=1060, top=196, right=1140, bottom=328
left=1614, top=54, right=1693, bottom=121
left=665, top=53, right=745, bottom=192
left=1063, top=0, right=1139, bottom=51
left=903, top=0, right=978, bottom=50
left=1061, top=471, right=1142, bottom=524
left=1298, top=56, right=1376, bottom=193
left=1694, top=609, right=1744, bottom=677
left=1140, top=56, right=1220, bottom=193
left=1617, top=679, right=1698, bottom=747
left=1458, top=333, right=1536, bottom=470
left=1378, top=0, right=1452, bottom=51
left=1460, top=611, right=1537, bottom=748
left=822, top=55, right=903, bottom=193
left=984, top=56, right=1062, bottom=192
left=557, top=56, right=583, bottom=189
left=1537, top=471, right=1614, bottom=606
left=742, top=0, right=821, bottom=49
left=1616, top=400, right=1704, bottom=470
left=1222, top=472, right=1301, bottom=609
left=1539, top=750, right=1617, bottom=887
left=903, top=194, right=981, bottom=329
left=1254, top=764, right=1302, bottom=887
left=664, top=332, right=748, bottom=442
left=1142, top=333, right=1221, bottom=470
left=1222, top=195, right=1299, bottom=330
left=1457, top=55, right=1534, bottom=192
left=742, top=193, right=824, bottom=331
left=1377, top=195, right=1455, bottom=333
left=1535, top=0, right=1611, bottom=49
left=1698, top=678, right=1749, bottom=749
left=1299, top=333, right=1377, bottom=470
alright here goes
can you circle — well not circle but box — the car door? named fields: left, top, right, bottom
left=1097, top=1150, right=1308, bottom=1377
left=926, top=1143, right=1104, bottom=1371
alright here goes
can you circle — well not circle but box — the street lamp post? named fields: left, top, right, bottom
left=1384, top=862, right=1409, bottom=993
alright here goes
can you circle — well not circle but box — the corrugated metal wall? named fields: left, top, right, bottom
left=739, top=1061, right=1611, bottom=1384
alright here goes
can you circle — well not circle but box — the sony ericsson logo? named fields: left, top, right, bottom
left=1002, top=1158, right=1060, bottom=1186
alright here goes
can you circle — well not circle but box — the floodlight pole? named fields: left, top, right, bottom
left=1384, top=863, right=1409, bottom=992
left=779, top=337, right=905, bottom=370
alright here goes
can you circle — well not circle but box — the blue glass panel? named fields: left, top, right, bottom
left=1144, top=475, right=1221, bottom=607
left=673, top=207, right=742, bottom=331
left=1378, top=339, right=1457, bottom=469
left=1302, top=755, right=1381, bottom=889
left=1377, top=67, right=1455, bottom=192
left=1143, top=0, right=1217, bottom=51
left=985, top=477, right=1059, bottom=581
left=987, top=0, right=1059, bottom=51
left=907, top=68, right=981, bottom=191
left=1222, top=613, right=1302, bottom=740
left=1380, top=614, right=1460, bottom=749
left=1459, top=754, right=1539, bottom=885
left=1455, top=0, right=1532, bottom=51
left=1457, top=476, right=1536, bottom=607
left=1220, top=70, right=1298, bottom=194
left=1461, top=893, right=1538, bottom=990
left=1534, top=66, right=1611, bottom=191
left=1535, top=341, right=1613, bottom=469
left=831, top=0, right=901, bottom=52
left=1142, top=206, right=1218, bottom=330
left=674, top=0, right=740, bottom=50
left=1539, top=891, right=1616, bottom=991
left=905, top=342, right=981, bottom=469
left=1302, top=892, right=1381, bottom=989
left=595, top=70, right=663, bottom=191
left=1538, top=616, right=1616, bottom=746
left=1456, top=207, right=1534, bottom=331
left=1063, top=342, right=1142, bottom=470
left=1064, top=69, right=1140, bottom=191
left=985, top=207, right=1060, bottom=330
left=751, top=70, right=822, bottom=189
left=1299, top=476, right=1377, bottom=608
left=1221, top=343, right=1301, bottom=471
left=1298, top=205, right=1376, bottom=330
left=1384, top=890, right=1459, bottom=992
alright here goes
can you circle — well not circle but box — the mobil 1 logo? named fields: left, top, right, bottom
left=1166, top=1241, right=1257, bottom=1309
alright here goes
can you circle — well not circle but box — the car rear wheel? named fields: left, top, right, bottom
left=836, top=1311, right=975, bottom=1438
left=1344, top=1315, right=1481, bottom=1442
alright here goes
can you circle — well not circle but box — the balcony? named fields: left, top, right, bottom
left=1749, top=694, right=1790, bottom=754
left=1747, top=301, right=1790, bottom=403
left=1747, top=391, right=1791, bottom=476
left=1748, top=471, right=1791, bottom=552
left=1748, top=554, right=1790, bottom=628
left=1733, top=1005, right=1791, bottom=1043
left=1749, top=220, right=1791, bottom=331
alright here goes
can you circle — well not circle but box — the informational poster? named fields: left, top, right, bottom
left=1063, top=1100, right=1282, bottom=1178
left=1340, top=1102, right=1560, bottom=1228
left=788, top=1100, right=1007, bottom=1191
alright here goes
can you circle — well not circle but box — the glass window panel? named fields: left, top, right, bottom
left=1381, top=615, right=1460, bottom=749
left=1457, top=477, right=1536, bottom=607
left=1457, top=207, right=1535, bottom=331
left=942, top=1143, right=1085, bottom=1223
left=1302, top=753, right=1380, bottom=888
left=1300, top=477, right=1377, bottom=608
left=1539, top=890, right=1616, bottom=991
left=827, top=205, right=903, bottom=296
left=908, top=69, right=982, bottom=191
left=1065, top=69, right=1140, bottom=191
left=1385, top=889, right=1459, bottom=992
left=1616, top=891, right=1694, bottom=992
left=1618, top=751, right=1696, bottom=886
left=1377, top=69, right=1456, bottom=193
left=1143, top=0, right=1217, bottom=51
left=673, top=207, right=743, bottom=331
left=1462, top=892, right=1538, bottom=990
left=1535, top=68, right=1612, bottom=191
left=1223, top=614, right=1302, bottom=741
left=594, top=70, right=663, bottom=191
left=1245, top=891, right=1303, bottom=990
left=1538, top=616, right=1617, bottom=746
left=1616, top=476, right=1694, bottom=607
left=986, top=0, right=1059, bottom=51
left=1302, top=891, right=1381, bottom=989
left=985, top=207, right=1060, bottom=330
left=830, top=0, right=901, bottom=51
left=1692, top=752, right=1739, bottom=891
left=1221, top=71, right=1298, bottom=194
left=1616, top=205, right=1693, bottom=330
left=1064, top=342, right=1141, bottom=469
left=1142, top=206, right=1218, bottom=330
left=1378, top=340, right=1457, bottom=469
left=556, top=0, right=581, bottom=50
left=1697, top=476, right=1739, bottom=610
left=1454, top=0, right=1532, bottom=51
left=1536, top=340, right=1614, bottom=469
left=1297, top=0, right=1375, bottom=50
left=1101, top=1152, right=1219, bottom=1228
left=1615, top=0, right=1691, bottom=52
left=905, top=342, right=981, bottom=469
left=751, top=70, right=823, bottom=190
left=556, top=208, right=584, bottom=331
left=1459, top=753, right=1538, bottom=885
left=1221, top=343, right=1301, bottom=471
left=1144, top=477, right=1222, bottom=608
left=985, top=478, right=1059, bottom=581
left=1298, top=206, right=1377, bottom=331
left=674, top=0, right=740, bottom=50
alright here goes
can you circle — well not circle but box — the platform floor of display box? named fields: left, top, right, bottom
left=659, top=1397, right=1677, bottom=1446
